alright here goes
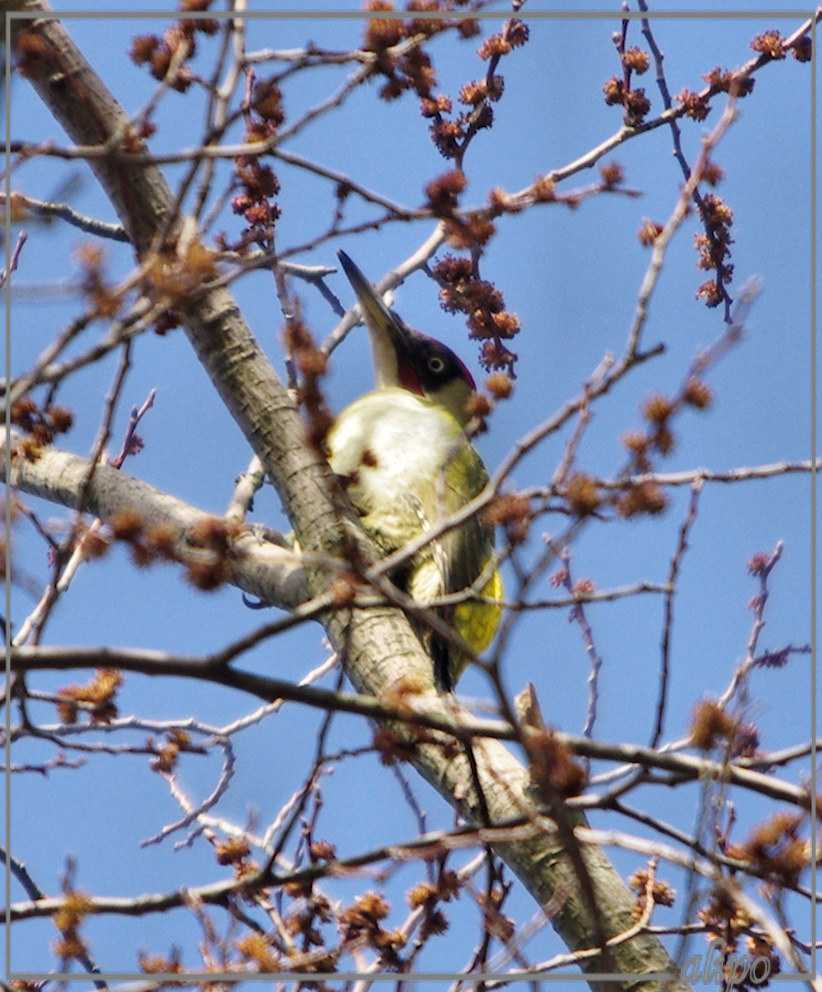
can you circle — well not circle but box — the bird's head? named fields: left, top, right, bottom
left=338, top=250, right=476, bottom=427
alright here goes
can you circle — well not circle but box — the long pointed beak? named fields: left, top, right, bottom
left=338, top=250, right=409, bottom=347
left=338, top=250, right=412, bottom=389
left=337, top=250, right=476, bottom=423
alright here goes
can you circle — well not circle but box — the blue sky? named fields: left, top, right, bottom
left=5, top=3, right=817, bottom=982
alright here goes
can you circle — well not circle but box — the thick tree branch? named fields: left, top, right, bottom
left=2, top=429, right=308, bottom=610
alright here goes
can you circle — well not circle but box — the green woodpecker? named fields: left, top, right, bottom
left=328, top=251, right=502, bottom=691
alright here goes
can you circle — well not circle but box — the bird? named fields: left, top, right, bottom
left=327, top=250, right=502, bottom=691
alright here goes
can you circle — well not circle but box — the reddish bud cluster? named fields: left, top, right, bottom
left=189, top=516, right=241, bottom=556
left=602, top=76, right=624, bottom=105
left=701, top=160, right=725, bottom=187
left=408, top=870, right=460, bottom=909
left=75, top=242, right=122, bottom=319
left=640, top=392, right=675, bottom=456
left=309, top=839, right=336, bottom=862
left=564, top=472, right=603, bottom=518
left=691, top=699, right=740, bottom=753
left=750, top=29, right=785, bottom=60
left=623, top=87, right=651, bottom=125
left=637, top=218, right=664, bottom=246
left=373, top=723, right=421, bottom=764
left=389, top=48, right=436, bottom=100
left=10, top=396, right=74, bottom=456
left=674, top=87, right=710, bottom=121
left=126, top=121, right=157, bottom=153
left=339, top=891, right=403, bottom=962
left=251, top=78, right=285, bottom=126
left=362, top=7, right=442, bottom=103
left=52, top=890, right=95, bottom=963
left=602, top=76, right=651, bottom=126
left=220, top=77, right=286, bottom=250
left=488, top=307, right=519, bottom=339
left=57, top=669, right=123, bottom=725
left=215, top=836, right=252, bottom=867
left=130, top=14, right=218, bottom=92
left=460, top=75, right=503, bottom=106
left=755, top=647, right=790, bottom=669
left=180, top=550, right=226, bottom=589
left=694, top=193, right=734, bottom=308
left=145, top=523, right=177, bottom=561
left=477, top=19, right=529, bottom=60
left=231, top=152, right=282, bottom=246
left=620, top=369, right=713, bottom=490
left=526, top=175, right=555, bottom=203
left=433, top=255, right=518, bottom=374
left=406, top=0, right=450, bottom=39
left=746, top=552, right=770, bottom=576
left=363, top=1, right=404, bottom=49
left=109, top=508, right=145, bottom=542
left=791, top=35, right=812, bottom=62
left=456, top=18, right=481, bottom=40
left=743, top=937, right=782, bottom=983
left=695, top=279, right=722, bottom=307
left=476, top=339, right=516, bottom=372
left=406, top=873, right=457, bottom=939
left=700, top=193, right=732, bottom=227
left=696, top=889, right=752, bottom=950
left=570, top=578, right=594, bottom=597
left=729, top=812, right=808, bottom=890
left=344, top=891, right=393, bottom=925
left=621, top=428, right=650, bottom=467
left=484, top=492, right=531, bottom=545
left=524, top=728, right=586, bottom=800
left=283, top=319, right=334, bottom=452
left=107, top=507, right=237, bottom=590
left=732, top=722, right=762, bottom=761
left=232, top=934, right=279, bottom=973
left=428, top=116, right=463, bottom=158
left=78, top=526, right=110, bottom=561
left=628, top=868, right=676, bottom=920
left=424, top=73, right=502, bottom=159
left=602, top=38, right=652, bottom=126
left=642, top=392, right=676, bottom=425
left=152, top=308, right=182, bottom=336
left=464, top=391, right=493, bottom=430
left=598, top=161, right=624, bottom=189
left=702, top=66, right=755, bottom=98
left=621, top=46, right=649, bottom=74
left=149, top=728, right=197, bottom=775
left=445, top=214, right=497, bottom=249
left=424, top=169, right=466, bottom=215
left=143, top=240, right=219, bottom=304
left=682, top=376, right=713, bottom=410
left=138, top=950, right=184, bottom=975
left=485, top=371, right=513, bottom=399
left=416, top=18, right=524, bottom=160
left=614, top=479, right=667, bottom=518
left=420, top=93, right=452, bottom=117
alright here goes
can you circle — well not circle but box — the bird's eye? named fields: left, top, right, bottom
left=428, top=356, right=446, bottom=374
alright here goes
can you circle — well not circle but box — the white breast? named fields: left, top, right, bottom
left=327, top=387, right=464, bottom=547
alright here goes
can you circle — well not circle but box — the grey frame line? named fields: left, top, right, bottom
left=4, top=2, right=817, bottom=986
